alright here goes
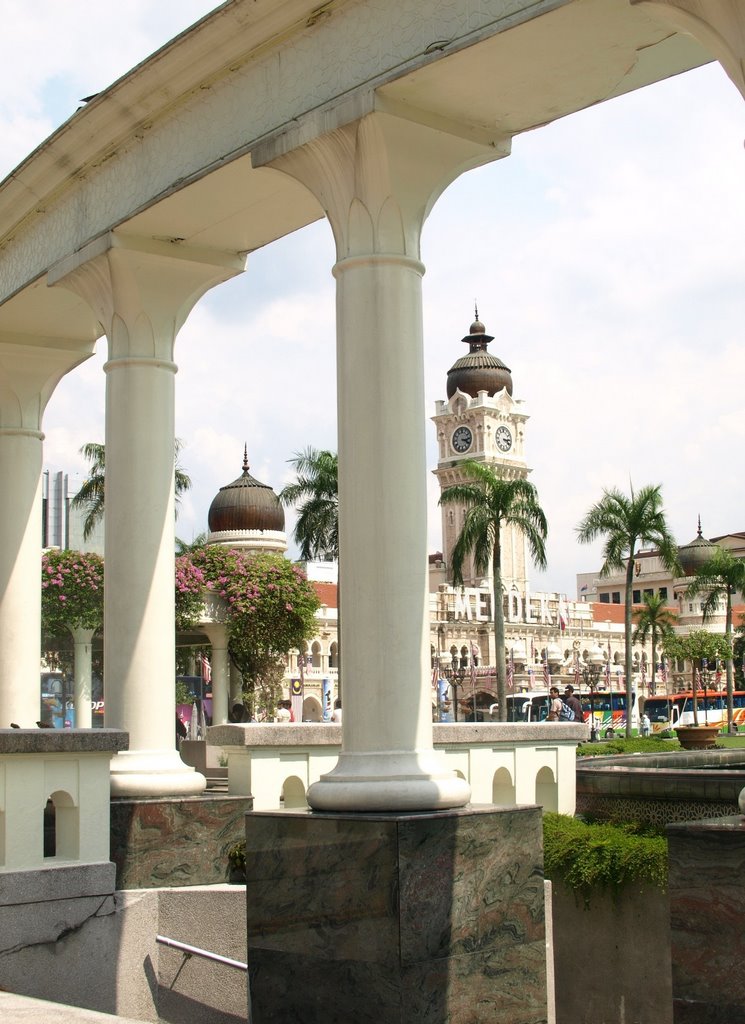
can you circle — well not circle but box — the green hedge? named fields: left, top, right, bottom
left=543, top=813, right=667, bottom=899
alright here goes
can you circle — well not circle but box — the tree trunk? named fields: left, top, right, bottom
left=624, top=555, right=635, bottom=738
left=492, top=540, right=506, bottom=722
left=726, top=589, right=735, bottom=733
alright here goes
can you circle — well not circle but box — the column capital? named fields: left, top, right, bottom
left=0, top=332, right=95, bottom=431
left=631, top=0, right=745, bottom=99
left=48, top=232, right=245, bottom=361
left=260, top=109, right=508, bottom=261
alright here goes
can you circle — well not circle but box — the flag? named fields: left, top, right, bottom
left=543, top=652, right=550, bottom=688
left=605, top=656, right=611, bottom=689
left=291, top=677, right=303, bottom=723
left=574, top=651, right=581, bottom=689
left=200, top=654, right=211, bottom=686
left=661, top=657, right=668, bottom=690
left=558, top=596, right=568, bottom=633
left=507, top=650, right=514, bottom=692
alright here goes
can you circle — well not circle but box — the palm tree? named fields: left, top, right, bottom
left=175, top=532, right=208, bottom=555
left=439, top=461, right=547, bottom=722
left=686, top=547, right=745, bottom=734
left=577, top=484, right=679, bottom=738
left=72, top=439, right=191, bottom=540
left=632, top=592, right=675, bottom=695
left=278, top=447, right=338, bottom=560
left=279, top=447, right=340, bottom=694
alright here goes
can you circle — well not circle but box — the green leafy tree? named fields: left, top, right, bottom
left=632, top=593, right=676, bottom=695
left=440, top=461, right=547, bottom=721
left=577, top=484, right=679, bottom=738
left=685, top=547, right=745, bottom=733
left=73, top=439, right=192, bottom=541
left=733, top=616, right=745, bottom=690
left=279, top=448, right=339, bottom=560
left=175, top=547, right=320, bottom=718
left=663, top=630, right=730, bottom=726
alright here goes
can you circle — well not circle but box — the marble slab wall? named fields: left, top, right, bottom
left=668, top=816, right=745, bottom=1024
left=245, top=805, right=547, bottom=1024
left=111, top=794, right=251, bottom=889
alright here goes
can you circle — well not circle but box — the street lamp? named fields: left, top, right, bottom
left=582, top=653, right=604, bottom=743
left=448, top=653, right=467, bottom=722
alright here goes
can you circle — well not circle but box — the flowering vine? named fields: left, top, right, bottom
left=41, top=549, right=104, bottom=635
left=175, top=547, right=320, bottom=671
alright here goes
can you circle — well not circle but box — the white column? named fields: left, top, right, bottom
left=262, top=111, right=506, bottom=810
left=0, top=335, right=94, bottom=728
left=70, top=625, right=96, bottom=728
left=50, top=234, right=243, bottom=796
left=202, top=622, right=230, bottom=725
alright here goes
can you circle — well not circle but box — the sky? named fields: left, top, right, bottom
left=2, top=2, right=744, bottom=597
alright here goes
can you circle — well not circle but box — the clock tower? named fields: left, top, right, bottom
left=432, top=313, right=531, bottom=590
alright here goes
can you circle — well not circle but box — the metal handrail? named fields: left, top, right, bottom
left=156, top=934, right=247, bottom=972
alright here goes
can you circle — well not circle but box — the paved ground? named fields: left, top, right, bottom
left=0, top=992, right=148, bottom=1023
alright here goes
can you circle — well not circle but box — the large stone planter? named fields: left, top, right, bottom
left=674, top=725, right=720, bottom=750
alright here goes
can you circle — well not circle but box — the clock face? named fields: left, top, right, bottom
left=495, top=425, right=513, bottom=452
left=452, top=426, right=473, bottom=454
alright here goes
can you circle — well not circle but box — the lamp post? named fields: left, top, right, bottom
left=582, top=655, right=604, bottom=743
left=448, top=653, right=467, bottom=723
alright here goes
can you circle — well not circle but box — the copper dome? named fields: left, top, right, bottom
left=208, top=448, right=285, bottom=534
left=446, top=312, right=513, bottom=399
left=678, top=518, right=717, bottom=577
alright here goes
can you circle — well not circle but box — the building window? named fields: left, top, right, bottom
left=611, top=592, right=621, bottom=604
left=644, top=588, right=653, bottom=598
left=633, top=590, right=641, bottom=603
left=599, top=593, right=610, bottom=604
left=659, top=587, right=667, bottom=600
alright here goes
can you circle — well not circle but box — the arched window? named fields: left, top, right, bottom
left=44, top=790, right=79, bottom=860
left=535, top=767, right=558, bottom=813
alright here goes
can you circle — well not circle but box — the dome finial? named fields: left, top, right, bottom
left=697, top=513, right=702, bottom=538
left=242, top=444, right=249, bottom=474
left=474, top=301, right=479, bottom=322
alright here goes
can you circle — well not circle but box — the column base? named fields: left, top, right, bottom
left=246, top=805, right=547, bottom=1024
left=109, top=749, right=207, bottom=798
left=306, top=749, right=471, bottom=812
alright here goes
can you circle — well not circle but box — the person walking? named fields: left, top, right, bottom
left=563, top=685, right=583, bottom=722
left=547, top=686, right=563, bottom=721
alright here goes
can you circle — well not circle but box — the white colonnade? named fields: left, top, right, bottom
left=49, top=235, right=243, bottom=796
left=0, top=338, right=94, bottom=727
left=258, top=110, right=508, bottom=810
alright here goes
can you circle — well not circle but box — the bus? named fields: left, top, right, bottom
left=580, top=690, right=639, bottom=735
left=505, top=692, right=551, bottom=722
left=644, top=691, right=745, bottom=732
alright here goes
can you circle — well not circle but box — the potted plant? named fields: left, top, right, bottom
left=226, top=840, right=246, bottom=884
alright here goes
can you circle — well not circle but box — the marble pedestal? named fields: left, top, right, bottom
left=245, top=805, right=547, bottom=1024
left=668, top=815, right=745, bottom=1024
left=110, top=794, right=252, bottom=889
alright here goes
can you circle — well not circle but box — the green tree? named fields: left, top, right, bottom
left=175, top=532, right=208, bottom=555
left=663, top=629, right=730, bottom=726
left=632, top=593, right=675, bottom=695
left=278, top=448, right=339, bottom=560
left=439, top=461, right=547, bottom=721
left=685, top=547, right=745, bottom=733
left=175, top=547, right=320, bottom=719
left=577, top=484, right=679, bottom=738
left=72, top=439, right=192, bottom=540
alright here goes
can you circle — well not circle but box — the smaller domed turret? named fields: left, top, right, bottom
left=678, top=517, right=717, bottom=577
left=207, top=446, right=286, bottom=553
left=446, top=306, right=513, bottom=399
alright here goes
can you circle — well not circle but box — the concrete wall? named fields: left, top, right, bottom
left=0, top=869, right=246, bottom=1024
left=551, top=880, right=672, bottom=1024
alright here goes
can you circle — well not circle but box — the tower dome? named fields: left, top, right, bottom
left=207, top=447, right=286, bottom=553
left=446, top=309, right=513, bottom=399
left=678, top=517, right=717, bottom=577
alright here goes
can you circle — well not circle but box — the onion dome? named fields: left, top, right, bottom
left=208, top=446, right=285, bottom=540
left=678, top=516, right=717, bottom=577
left=446, top=307, right=513, bottom=399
